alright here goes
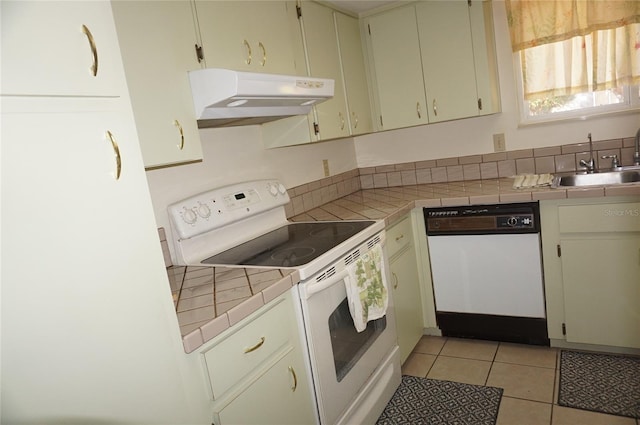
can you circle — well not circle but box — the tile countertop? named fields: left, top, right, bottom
left=170, top=177, right=640, bottom=353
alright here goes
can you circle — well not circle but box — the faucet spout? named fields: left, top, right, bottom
left=634, top=128, right=640, bottom=166
left=580, top=133, right=596, bottom=173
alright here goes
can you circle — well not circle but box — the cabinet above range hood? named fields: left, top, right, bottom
left=189, top=68, right=334, bottom=128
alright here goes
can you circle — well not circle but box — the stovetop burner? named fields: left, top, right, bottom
left=202, top=221, right=375, bottom=268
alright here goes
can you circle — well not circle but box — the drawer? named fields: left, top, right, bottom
left=386, top=215, right=413, bottom=258
left=203, top=296, right=294, bottom=399
left=559, top=202, right=640, bottom=233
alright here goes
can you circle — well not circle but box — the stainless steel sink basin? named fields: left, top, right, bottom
left=552, top=170, right=640, bottom=187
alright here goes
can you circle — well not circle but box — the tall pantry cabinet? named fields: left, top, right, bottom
left=1, top=2, right=209, bottom=423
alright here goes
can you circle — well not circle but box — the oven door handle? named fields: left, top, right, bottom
left=303, top=269, right=351, bottom=300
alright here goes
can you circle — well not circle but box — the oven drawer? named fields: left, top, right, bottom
left=203, top=296, right=294, bottom=399
left=386, top=215, right=413, bottom=258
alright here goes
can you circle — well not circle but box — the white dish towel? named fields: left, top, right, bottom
left=344, top=244, right=388, bottom=332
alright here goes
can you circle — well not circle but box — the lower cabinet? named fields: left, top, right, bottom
left=216, top=349, right=313, bottom=425
left=386, top=214, right=424, bottom=363
left=540, top=197, right=640, bottom=351
left=201, top=288, right=317, bottom=425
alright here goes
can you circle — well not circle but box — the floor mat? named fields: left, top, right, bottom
left=558, top=350, right=640, bottom=418
left=376, top=375, right=503, bottom=425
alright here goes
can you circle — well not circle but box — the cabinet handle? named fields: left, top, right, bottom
left=243, top=39, right=252, bottom=65
left=339, top=112, right=345, bottom=130
left=288, top=366, right=298, bottom=392
left=258, top=42, right=266, bottom=66
left=433, top=99, right=438, bottom=116
left=352, top=112, right=358, bottom=129
left=106, top=131, right=122, bottom=181
left=395, top=234, right=404, bottom=242
left=243, top=336, right=265, bottom=353
left=416, top=102, right=422, bottom=119
left=174, top=120, right=184, bottom=150
left=82, top=25, right=98, bottom=77
left=392, top=272, right=398, bottom=289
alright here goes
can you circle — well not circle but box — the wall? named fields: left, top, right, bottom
left=146, top=124, right=358, bottom=241
left=353, top=0, right=640, bottom=168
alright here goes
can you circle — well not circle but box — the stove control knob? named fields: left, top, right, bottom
left=277, top=183, right=286, bottom=195
left=197, top=203, right=211, bottom=219
left=267, top=183, right=278, bottom=197
left=182, top=208, right=198, bottom=225
left=507, top=216, right=518, bottom=227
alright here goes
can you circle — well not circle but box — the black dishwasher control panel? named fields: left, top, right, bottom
left=424, top=202, right=540, bottom=235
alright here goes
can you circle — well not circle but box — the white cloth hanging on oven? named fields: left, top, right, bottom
left=344, top=244, right=388, bottom=332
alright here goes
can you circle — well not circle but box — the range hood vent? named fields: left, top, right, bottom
left=188, top=68, right=334, bottom=128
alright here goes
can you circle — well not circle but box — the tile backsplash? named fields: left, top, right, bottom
left=284, top=136, right=636, bottom=218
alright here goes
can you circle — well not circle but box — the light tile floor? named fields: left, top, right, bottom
left=402, top=336, right=639, bottom=425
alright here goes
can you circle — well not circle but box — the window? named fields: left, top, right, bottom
left=506, top=1, right=640, bottom=123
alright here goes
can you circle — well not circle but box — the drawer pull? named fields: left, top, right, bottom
left=288, top=366, right=297, bottom=392
left=395, top=234, right=404, bottom=242
left=392, top=272, right=398, bottom=289
left=243, top=336, right=265, bottom=353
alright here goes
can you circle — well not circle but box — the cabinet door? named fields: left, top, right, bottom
left=1, top=97, right=188, bottom=420
left=300, top=2, right=350, bottom=141
left=335, top=12, right=373, bottom=135
left=112, top=1, right=203, bottom=169
left=367, top=5, right=427, bottom=131
left=561, top=237, right=640, bottom=349
left=1, top=1, right=125, bottom=96
left=469, top=0, right=501, bottom=116
left=195, top=1, right=299, bottom=75
left=416, top=1, right=479, bottom=122
left=215, top=349, right=316, bottom=425
left=390, top=245, right=424, bottom=364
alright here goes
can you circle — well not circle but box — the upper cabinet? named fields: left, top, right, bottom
left=416, top=1, right=478, bottom=123
left=364, top=0, right=500, bottom=131
left=1, top=1, right=126, bottom=96
left=194, top=1, right=302, bottom=75
left=298, top=1, right=350, bottom=141
left=112, top=1, right=204, bottom=169
left=365, top=5, right=428, bottom=130
left=334, top=12, right=374, bottom=135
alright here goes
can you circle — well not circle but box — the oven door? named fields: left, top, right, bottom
left=299, top=254, right=398, bottom=425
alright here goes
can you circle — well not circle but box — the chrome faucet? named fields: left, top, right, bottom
left=634, top=127, right=640, bottom=166
left=579, top=133, right=596, bottom=173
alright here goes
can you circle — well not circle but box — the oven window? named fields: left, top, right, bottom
left=328, top=297, right=386, bottom=382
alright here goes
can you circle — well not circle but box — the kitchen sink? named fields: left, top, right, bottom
left=552, top=169, right=640, bottom=187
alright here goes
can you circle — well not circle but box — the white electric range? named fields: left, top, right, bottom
left=168, top=180, right=401, bottom=425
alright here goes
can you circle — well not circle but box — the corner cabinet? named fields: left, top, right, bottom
left=298, top=1, right=350, bottom=141
left=540, top=197, right=640, bottom=351
left=334, top=12, right=374, bottom=136
left=112, top=1, right=204, bottom=169
left=201, top=288, right=317, bottom=425
left=386, top=214, right=424, bottom=364
left=364, top=0, right=500, bottom=131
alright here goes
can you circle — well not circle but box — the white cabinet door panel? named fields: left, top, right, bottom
left=561, top=237, right=640, bottom=349
left=367, top=6, right=427, bottom=130
left=1, top=1, right=125, bottom=96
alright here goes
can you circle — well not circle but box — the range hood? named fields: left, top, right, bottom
left=189, top=68, right=334, bottom=128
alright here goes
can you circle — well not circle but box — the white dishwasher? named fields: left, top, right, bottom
left=424, top=202, right=549, bottom=346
